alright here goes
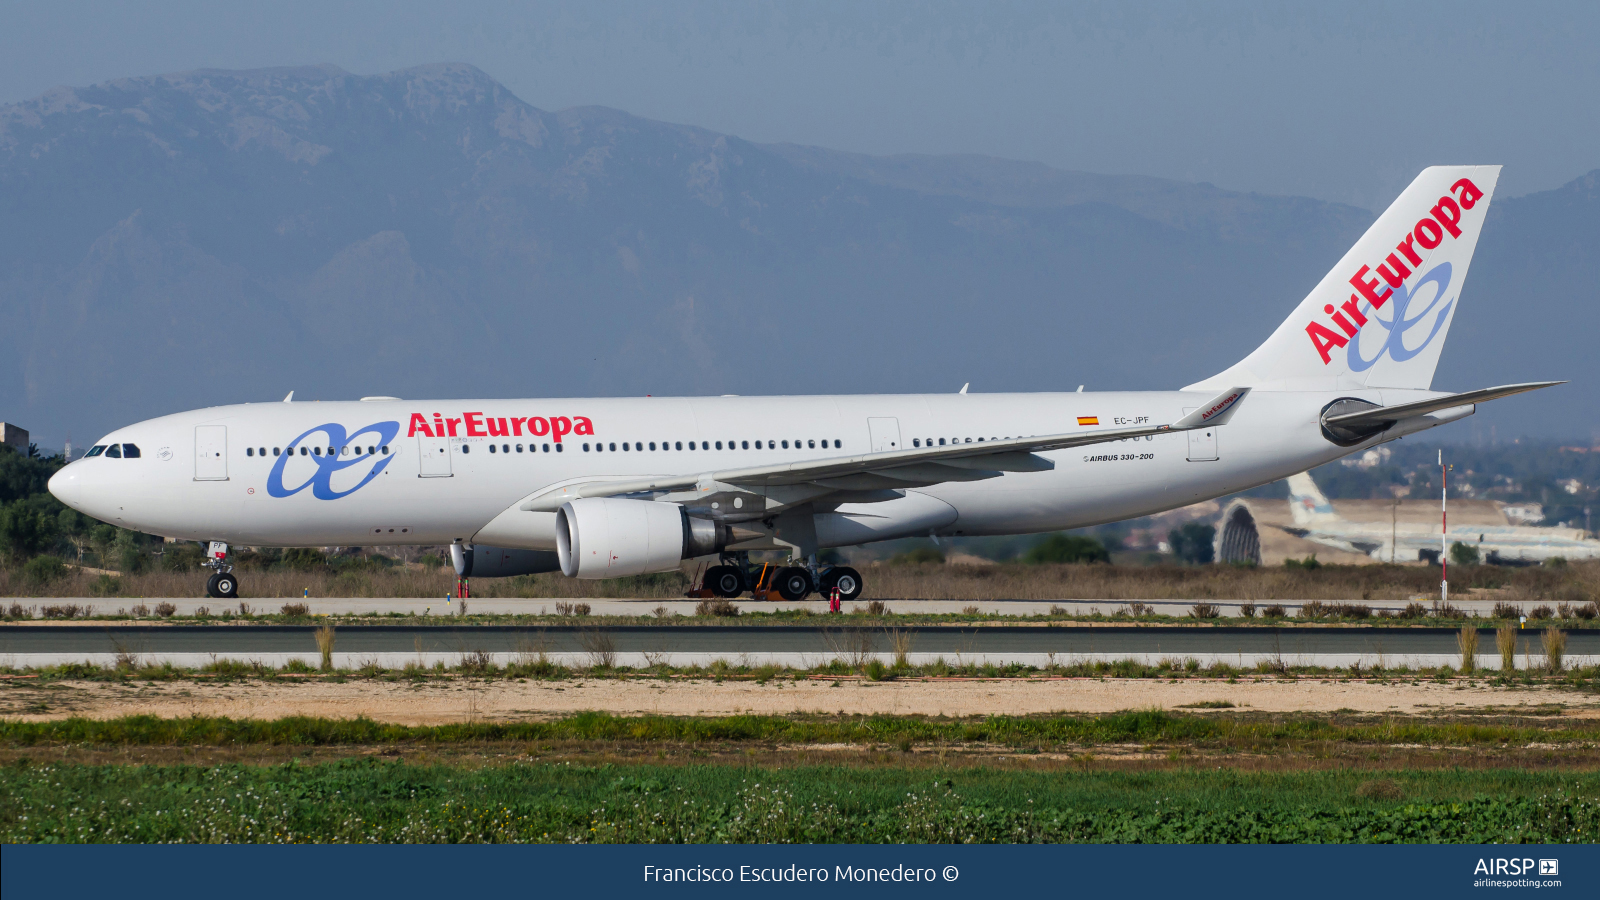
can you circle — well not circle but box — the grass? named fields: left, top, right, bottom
left=4, top=558, right=1600, bottom=604
left=4, top=710, right=1598, bottom=751
left=0, top=754, right=1593, bottom=844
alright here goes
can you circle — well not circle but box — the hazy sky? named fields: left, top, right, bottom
left=3, top=1, right=1596, bottom=209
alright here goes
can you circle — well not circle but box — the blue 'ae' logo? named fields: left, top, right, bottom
left=1347, top=262, right=1454, bottom=372
left=266, top=421, right=400, bottom=500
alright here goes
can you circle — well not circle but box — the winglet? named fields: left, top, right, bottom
left=283, top=391, right=294, bottom=402
left=1174, top=387, right=1251, bottom=430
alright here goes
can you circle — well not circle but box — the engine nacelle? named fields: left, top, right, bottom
left=556, top=498, right=730, bottom=578
left=451, top=542, right=562, bottom=578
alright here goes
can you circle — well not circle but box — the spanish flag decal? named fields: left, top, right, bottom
left=1077, top=416, right=1099, bottom=426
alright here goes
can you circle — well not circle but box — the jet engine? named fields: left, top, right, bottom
left=556, top=498, right=731, bottom=578
left=450, top=542, right=562, bottom=578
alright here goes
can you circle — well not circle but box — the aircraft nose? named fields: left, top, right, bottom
left=48, top=466, right=84, bottom=511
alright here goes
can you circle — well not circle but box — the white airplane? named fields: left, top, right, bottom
left=50, top=165, right=1562, bottom=600
left=1283, top=471, right=1600, bottom=564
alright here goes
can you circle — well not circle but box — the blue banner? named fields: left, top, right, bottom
left=3, top=844, right=1594, bottom=898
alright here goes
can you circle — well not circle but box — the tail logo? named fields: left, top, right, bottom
left=1306, top=177, right=1483, bottom=365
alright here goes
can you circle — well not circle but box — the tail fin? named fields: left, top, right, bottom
left=1187, top=166, right=1501, bottom=392
left=1286, top=472, right=1340, bottom=526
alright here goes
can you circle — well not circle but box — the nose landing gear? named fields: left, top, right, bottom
left=203, top=541, right=239, bottom=599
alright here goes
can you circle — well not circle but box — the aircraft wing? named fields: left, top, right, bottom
left=1323, top=381, right=1563, bottom=430
left=520, top=386, right=1250, bottom=512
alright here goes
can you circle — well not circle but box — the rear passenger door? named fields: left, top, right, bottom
left=194, top=426, right=228, bottom=480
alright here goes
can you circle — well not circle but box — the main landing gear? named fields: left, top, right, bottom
left=698, top=552, right=864, bottom=603
left=203, top=541, right=239, bottom=599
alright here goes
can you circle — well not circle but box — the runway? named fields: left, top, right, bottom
left=3, top=624, right=1593, bottom=672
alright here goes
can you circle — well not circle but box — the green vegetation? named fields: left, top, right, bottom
left=1023, top=534, right=1110, bottom=564
left=0, top=754, right=1592, bottom=844
left=1452, top=541, right=1483, bottom=567
left=1167, top=522, right=1216, bottom=565
left=5, top=711, right=1598, bottom=750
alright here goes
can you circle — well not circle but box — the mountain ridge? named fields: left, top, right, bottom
left=1, top=63, right=1593, bottom=446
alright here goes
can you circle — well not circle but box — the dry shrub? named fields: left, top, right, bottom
left=1457, top=626, right=1479, bottom=673
left=314, top=623, right=336, bottom=671
left=1127, top=602, right=1153, bottom=617
left=1492, top=602, right=1523, bottom=620
left=555, top=601, right=591, bottom=617
left=459, top=649, right=493, bottom=674
left=237, top=602, right=253, bottom=617
left=1496, top=625, right=1516, bottom=672
left=1189, top=603, right=1220, bottom=619
left=825, top=627, right=874, bottom=669
left=1398, top=602, right=1429, bottom=619
left=888, top=628, right=915, bottom=668
left=129, top=603, right=149, bottom=617
left=1529, top=605, right=1554, bottom=621
left=1541, top=628, right=1566, bottom=673
left=41, top=603, right=88, bottom=619
left=1239, top=602, right=1256, bottom=618
left=154, top=602, right=176, bottom=618
left=862, top=600, right=889, bottom=616
left=1578, top=602, right=1599, bottom=621
left=961, top=605, right=981, bottom=615
left=694, top=598, right=739, bottom=617
left=578, top=629, right=616, bottom=668
left=1261, top=604, right=1286, bottom=618
left=280, top=603, right=309, bottom=617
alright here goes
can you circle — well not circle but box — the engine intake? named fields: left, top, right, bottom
left=556, top=498, right=732, bottom=578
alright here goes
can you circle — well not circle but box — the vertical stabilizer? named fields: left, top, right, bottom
left=1188, top=166, right=1500, bottom=392
left=1287, top=471, right=1341, bottom=527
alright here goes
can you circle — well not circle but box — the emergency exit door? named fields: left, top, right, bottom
left=194, top=426, right=228, bottom=480
left=1182, top=408, right=1219, bottom=461
left=417, top=435, right=452, bottom=477
left=868, top=417, right=902, bottom=453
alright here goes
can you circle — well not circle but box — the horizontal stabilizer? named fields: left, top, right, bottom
left=1323, top=381, right=1563, bottom=429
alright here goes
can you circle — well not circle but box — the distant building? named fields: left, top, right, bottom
left=0, top=422, right=28, bottom=453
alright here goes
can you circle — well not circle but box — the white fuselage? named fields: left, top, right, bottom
left=49, top=388, right=1458, bottom=551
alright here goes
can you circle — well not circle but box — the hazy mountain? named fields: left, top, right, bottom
left=0, top=63, right=1592, bottom=447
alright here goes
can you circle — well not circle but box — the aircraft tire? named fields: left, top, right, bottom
left=707, top=565, right=745, bottom=598
left=205, top=572, right=238, bottom=599
left=820, top=566, right=864, bottom=602
left=775, top=566, right=813, bottom=602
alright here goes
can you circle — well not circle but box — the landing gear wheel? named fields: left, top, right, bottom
left=775, top=566, right=813, bottom=602
left=205, top=572, right=238, bottom=599
left=706, top=565, right=746, bottom=598
left=819, top=566, right=864, bottom=602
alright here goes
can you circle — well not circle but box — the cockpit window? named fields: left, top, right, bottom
left=121, top=444, right=140, bottom=458
left=86, top=445, right=107, bottom=457
left=105, top=444, right=122, bottom=458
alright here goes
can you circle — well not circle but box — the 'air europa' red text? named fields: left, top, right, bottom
left=406, top=412, right=595, bottom=442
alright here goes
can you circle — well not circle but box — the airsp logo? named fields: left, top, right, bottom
left=1473, top=858, right=1556, bottom=876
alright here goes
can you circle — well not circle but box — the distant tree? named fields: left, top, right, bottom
left=1450, top=541, right=1482, bottom=567
left=280, top=547, right=331, bottom=570
left=0, top=443, right=64, bottom=504
left=1167, top=522, right=1216, bottom=565
left=1023, top=534, right=1110, bottom=564
left=0, top=500, right=58, bottom=564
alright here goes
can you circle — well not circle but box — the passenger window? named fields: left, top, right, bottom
left=367, top=446, right=375, bottom=455
left=503, top=444, right=509, bottom=453
left=489, top=444, right=497, bottom=453
left=106, top=444, right=122, bottom=458
left=835, top=440, right=841, bottom=448
left=542, top=443, right=550, bottom=452
left=622, top=442, right=629, bottom=451
left=938, top=438, right=945, bottom=445
left=676, top=442, right=683, bottom=450
left=741, top=440, right=749, bottom=449
left=649, top=442, right=656, bottom=451
left=807, top=440, right=815, bottom=449
left=382, top=446, right=390, bottom=455
left=516, top=444, right=523, bottom=452
left=714, top=441, right=722, bottom=450
left=299, top=447, right=307, bottom=456
left=609, top=442, right=617, bottom=451
left=781, top=440, right=788, bottom=449
left=583, top=443, right=590, bottom=452
left=247, top=447, right=254, bottom=457
left=462, top=444, right=470, bottom=454
left=912, top=439, right=919, bottom=448
left=555, top=444, right=563, bottom=452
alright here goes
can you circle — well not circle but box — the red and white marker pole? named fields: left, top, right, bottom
left=1440, top=449, right=1449, bottom=607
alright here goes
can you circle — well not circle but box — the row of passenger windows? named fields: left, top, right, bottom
left=470, top=443, right=560, bottom=454
left=581, top=439, right=841, bottom=453
left=247, top=446, right=391, bottom=457
left=913, top=437, right=1007, bottom=447
left=85, top=444, right=139, bottom=458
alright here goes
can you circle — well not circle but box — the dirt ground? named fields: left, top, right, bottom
left=4, top=675, right=1595, bottom=725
